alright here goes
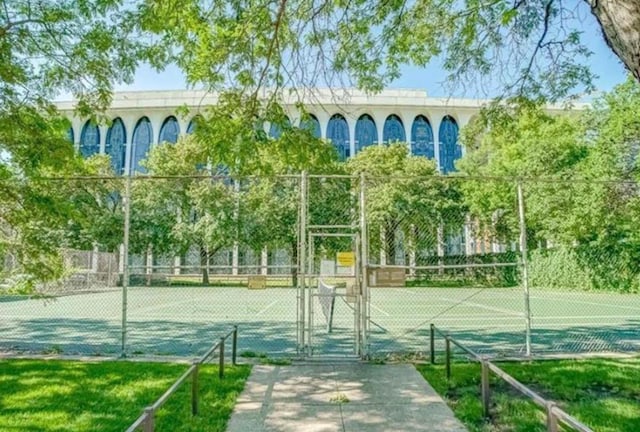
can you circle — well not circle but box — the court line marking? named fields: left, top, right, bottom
left=369, top=303, right=390, bottom=316
left=531, top=296, right=640, bottom=311
left=530, top=295, right=640, bottom=312
left=439, top=297, right=523, bottom=317
left=256, top=300, right=279, bottom=316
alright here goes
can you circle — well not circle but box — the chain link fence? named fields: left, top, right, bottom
left=1, top=174, right=639, bottom=358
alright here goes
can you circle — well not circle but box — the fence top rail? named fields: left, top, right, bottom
left=151, top=364, right=198, bottom=411
left=124, top=326, right=237, bottom=432
left=124, top=414, right=147, bottom=432
left=485, top=361, right=547, bottom=406
left=199, top=327, right=236, bottom=363
left=433, top=327, right=594, bottom=432
left=554, top=409, right=594, bottom=432
left=368, top=262, right=519, bottom=270
left=22, top=173, right=640, bottom=186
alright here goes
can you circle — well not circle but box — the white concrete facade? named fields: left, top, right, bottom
left=57, top=89, right=491, bottom=174
left=59, top=88, right=588, bottom=174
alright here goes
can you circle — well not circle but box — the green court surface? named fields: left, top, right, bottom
left=1, top=286, right=639, bottom=357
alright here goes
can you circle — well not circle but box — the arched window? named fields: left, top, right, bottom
left=159, top=116, right=180, bottom=144
left=79, top=121, right=100, bottom=158
left=300, top=114, right=321, bottom=138
left=186, top=118, right=196, bottom=134
left=355, top=114, right=377, bottom=154
left=411, top=115, right=434, bottom=159
left=131, top=117, right=153, bottom=173
left=383, top=115, right=405, bottom=144
left=326, top=114, right=350, bottom=160
left=67, top=126, right=74, bottom=144
left=439, top=116, right=460, bottom=173
left=105, top=118, right=126, bottom=175
left=269, top=116, right=291, bottom=139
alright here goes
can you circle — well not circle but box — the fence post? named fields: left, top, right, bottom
left=191, top=361, right=199, bottom=416
left=232, top=325, right=238, bottom=366
left=481, top=360, right=490, bottom=418
left=546, top=401, right=558, bottom=432
left=430, top=324, right=435, bottom=365
left=219, top=337, right=225, bottom=379
left=517, top=181, right=532, bottom=357
left=143, top=407, right=154, bottom=432
left=121, top=175, right=132, bottom=358
left=445, top=336, right=451, bottom=380
left=298, top=171, right=307, bottom=356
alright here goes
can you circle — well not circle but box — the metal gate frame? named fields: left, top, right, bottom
left=296, top=172, right=370, bottom=358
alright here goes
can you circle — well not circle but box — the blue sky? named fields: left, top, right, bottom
left=112, top=16, right=628, bottom=100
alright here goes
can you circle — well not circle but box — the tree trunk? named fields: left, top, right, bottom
left=588, top=0, right=640, bottom=81
left=199, top=245, right=209, bottom=286
left=385, top=219, right=397, bottom=265
left=291, top=242, right=298, bottom=288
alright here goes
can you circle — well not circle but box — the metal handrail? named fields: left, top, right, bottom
left=429, top=324, right=593, bottom=432
left=124, top=325, right=238, bottom=432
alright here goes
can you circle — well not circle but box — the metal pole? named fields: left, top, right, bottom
left=445, top=336, right=451, bottom=380
left=481, top=360, right=490, bottom=418
left=517, top=181, right=532, bottom=357
left=191, top=361, right=199, bottom=416
left=430, top=324, right=435, bottom=364
left=232, top=325, right=238, bottom=365
left=121, top=175, right=132, bottom=358
left=298, top=171, right=307, bottom=356
left=359, top=172, right=369, bottom=358
left=219, top=337, right=225, bottom=379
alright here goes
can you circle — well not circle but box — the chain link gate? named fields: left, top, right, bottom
left=297, top=173, right=370, bottom=358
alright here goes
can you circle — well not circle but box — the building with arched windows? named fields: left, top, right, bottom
left=57, top=88, right=586, bottom=278
left=58, top=88, right=494, bottom=174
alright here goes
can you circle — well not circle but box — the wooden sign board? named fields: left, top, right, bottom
left=368, top=267, right=406, bottom=287
left=247, top=275, right=267, bottom=290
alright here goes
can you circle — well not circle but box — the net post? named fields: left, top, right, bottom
left=429, top=324, right=435, bottom=365
left=232, top=325, right=238, bottom=366
left=481, top=360, right=490, bottom=418
left=191, top=361, right=199, bottom=416
left=121, top=175, right=131, bottom=358
left=517, top=180, right=532, bottom=357
left=219, top=337, right=225, bottom=379
left=445, top=336, right=451, bottom=381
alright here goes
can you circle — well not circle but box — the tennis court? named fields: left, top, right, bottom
left=1, top=285, right=639, bottom=357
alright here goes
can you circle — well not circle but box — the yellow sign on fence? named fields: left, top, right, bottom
left=336, top=252, right=355, bottom=267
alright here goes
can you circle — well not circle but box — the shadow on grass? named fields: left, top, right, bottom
left=418, top=358, right=640, bottom=432
left=0, top=359, right=250, bottom=432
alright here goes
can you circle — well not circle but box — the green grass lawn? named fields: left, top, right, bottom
left=417, top=358, right=640, bottom=432
left=0, top=359, right=251, bottom=432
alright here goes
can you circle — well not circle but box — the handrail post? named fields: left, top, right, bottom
left=429, top=324, right=435, bottom=364
left=143, top=407, right=154, bottom=432
left=546, top=401, right=558, bottom=432
left=232, top=325, right=238, bottom=366
left=481, top=360, right=490, bottom=418
left=219, top=337, right=225, bottom=379
left=445, top=336, right=451, bottom=381
left=191, top=361, right=199, bottom=416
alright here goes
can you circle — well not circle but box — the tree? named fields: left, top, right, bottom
left=1, top=1, right=156, bottom=289
left=347, top=144, right=464, bottom=266
left=458, top=79, right=640, bottom=291
left=458, top=102, right=587, bottom=243
left=140, top=0, right=637, bottom=103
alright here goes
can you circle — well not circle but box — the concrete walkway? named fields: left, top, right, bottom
left=226, top=363, right=468, bottom=432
